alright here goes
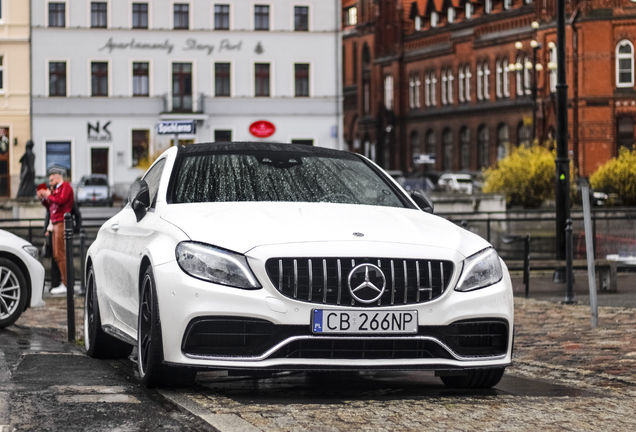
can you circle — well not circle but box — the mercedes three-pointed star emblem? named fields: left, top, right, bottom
left=348, top=264, right=386, bottom=304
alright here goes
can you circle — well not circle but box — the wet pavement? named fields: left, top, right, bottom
left=2, top=272, right=636, bottom=431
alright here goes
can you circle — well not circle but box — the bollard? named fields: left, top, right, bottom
left=64, top=213, right=75, bottom=342
left=523, top=235, right=531, bottom=298
left=563, top=218, right=576, bottom=304
left=79, top=229, right=86, bottom=295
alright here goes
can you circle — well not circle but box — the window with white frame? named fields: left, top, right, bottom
left=431, top=72, right=437, bottom=106
left=255, top=4, right=270, bottom=30
left=483, top=62, right=490, bottom=99
left=496, top=59, right=502, bottom=98
left=617, top=40, right=634, bottom=88
left=465, top=2, right=473, bottom=19
left=215, top=4, right=230, bottom=30
left=425, top=71, right=432, bottom=106
left=414, top=15, right=421, bottom=31
left=447, top=8, right=455, bottom=24
left=431, top=11, right=438, bottom=28
left=516, top=56, right=523, bottom=96
left=384, top=74, right=394, bottom=110
left=174, top=3, right=189, bottom=29
left=478, top=125, right=489, bottom=168
left=346, top=7, right=357, bottom=26
left=477, top=63, right=483, bottom=100
left=0, top=56, right=4, bottom=93
left=497, top=123, right=509, bottom=161
left=459, top=68, right=465, bottom=103
left=48, top=2, right=66, bottom=27
left=409, top=73, right=421, bottom=109
left=447, top=68, right=454, bottom=103
left=504, top=0, right=512, bottom=10
left=503, top=58, right=510, bottom=97
left=441, top=69, right=447, bottom=105
left=485, top=0, right=492, bottom=14
left=550, top=45, right=557, bottom=93
left=524, top=56, right=532, bottom=95
left=464, top=65, right=471, bottom=101
left=91, top=2, right=107, bottom=28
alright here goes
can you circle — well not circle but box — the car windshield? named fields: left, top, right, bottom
left=82, top=177, right=108, bottom=186
left=171, top=151, right=407, bottom=208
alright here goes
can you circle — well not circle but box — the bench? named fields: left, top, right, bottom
left=504, top=259, right=618, bottom=293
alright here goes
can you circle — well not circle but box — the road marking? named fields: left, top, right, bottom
left=159, top=389, right=262, bottom=432
left=57, top=394, right=140, bottom=403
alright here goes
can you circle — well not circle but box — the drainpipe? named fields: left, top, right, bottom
left=335, top=0, right=342, bottom=150
left=29, top=0, right=33, bottom=140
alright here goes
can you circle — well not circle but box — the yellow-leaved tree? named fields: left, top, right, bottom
left=483, top=143, right=577, bottom=208
left=590, top=147, right=636, bottom=206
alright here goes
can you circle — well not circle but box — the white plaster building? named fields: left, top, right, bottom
left=31, top=0, right=342, bottom=196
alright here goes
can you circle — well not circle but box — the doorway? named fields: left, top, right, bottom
left=91, top=148, right=109, bottom=175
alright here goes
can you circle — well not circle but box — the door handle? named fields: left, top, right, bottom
left=111, top=223, right=119, bottom=232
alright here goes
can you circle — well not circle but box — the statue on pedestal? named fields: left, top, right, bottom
left=17, top=140, right=36, bottom=198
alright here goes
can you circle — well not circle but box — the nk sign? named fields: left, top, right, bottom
left=157, top=120, right=196, bottom=135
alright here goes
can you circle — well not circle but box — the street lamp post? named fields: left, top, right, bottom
left=555, top=0, right=573, bottom=300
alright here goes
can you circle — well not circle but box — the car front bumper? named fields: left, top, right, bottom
left=153, top=258, right=514, bottom=371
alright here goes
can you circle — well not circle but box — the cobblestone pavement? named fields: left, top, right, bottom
left=14, top=277, right=636, bottom=431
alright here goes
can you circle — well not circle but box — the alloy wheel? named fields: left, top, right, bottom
left=0, top=266, right=22, bottom=321
left=138, top=274, right=153, bottom=377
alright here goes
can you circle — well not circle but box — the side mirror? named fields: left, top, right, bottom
left=128, top=179, right=150, bottom=222
left=410, top=190, right=434, bottom=214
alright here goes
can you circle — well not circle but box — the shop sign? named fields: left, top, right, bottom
left=157, top=120, right=196, bottom=135
left=88, top=121, right=112, bottom=142
left=249, top=121, right=276, bottom=138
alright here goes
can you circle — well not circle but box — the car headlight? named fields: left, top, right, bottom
left=455, top=248, right=503, bottom=292
left=23, top=245, right=40, bottom=260
left=175, top=242, right=261, bottom=289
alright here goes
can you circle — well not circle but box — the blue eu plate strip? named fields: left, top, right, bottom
left=313, top=310, right=323, bottom=333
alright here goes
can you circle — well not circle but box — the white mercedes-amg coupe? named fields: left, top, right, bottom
left=85, top=142, right=513, bottom=388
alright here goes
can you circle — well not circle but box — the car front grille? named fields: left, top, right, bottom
left=264, top=257, right=454, bottom=307
left=181, top=317, right=508, bottom=359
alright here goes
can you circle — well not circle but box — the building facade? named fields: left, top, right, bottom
left=31, top=0, right=342, bottom=197
left=0, top=0, right=31, bottom=198
left=343, top=0, right=636, bottom=178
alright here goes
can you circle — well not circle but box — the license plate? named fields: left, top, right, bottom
left=312, top=309, right=418, bottom=334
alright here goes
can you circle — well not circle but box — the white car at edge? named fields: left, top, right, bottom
left=85, top=142, right=514, bottom=388
left=0, top=229, right=46, bottom=327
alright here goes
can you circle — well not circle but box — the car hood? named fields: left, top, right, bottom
left=160, top=202, right=489, bottom=258
left=0, top=229, right=31, bottom=250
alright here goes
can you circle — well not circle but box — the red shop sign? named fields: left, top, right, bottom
left=249, top=120, right=276, bottom=138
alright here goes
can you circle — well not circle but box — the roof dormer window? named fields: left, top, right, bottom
left=465, top=3, right=473, bottom=19
left=415, top=15, right=421, bottom=31
left=431, top=11, right=438, bottom=28
left=447, top=8, right=455, bottom=24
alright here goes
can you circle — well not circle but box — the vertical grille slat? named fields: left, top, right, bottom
left=322, top=259, right=328, bottom=304
left=337, top=259, right=342, bottom=305
left=266, top=257, right=454, bottom=307
left=308, top=259, right=313, bottom=301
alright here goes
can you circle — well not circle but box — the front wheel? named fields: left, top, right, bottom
left=137, top=266, right=197, bottom=388
left=84, top=266, right=133, bottom=359
left=440, top=368, right=505, bottom=389
left=0, top=258, right=28, bottom=328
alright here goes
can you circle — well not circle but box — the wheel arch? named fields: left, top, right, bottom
left=0, top=252, right=32, bottom=312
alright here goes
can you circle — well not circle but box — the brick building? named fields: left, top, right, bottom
left=342, top=0, right=636, bottom=178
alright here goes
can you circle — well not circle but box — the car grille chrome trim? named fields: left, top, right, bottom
left=183, top=335, right=507, bottom=363
left=267, top=257, right=454, bottom=307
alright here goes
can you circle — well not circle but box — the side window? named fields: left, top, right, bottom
left=142, top=158, right=166, bottom=208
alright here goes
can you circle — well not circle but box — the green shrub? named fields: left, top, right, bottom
left=483, top=144, right=577, bottom=208
left=589, top=147, right=636, bottom=206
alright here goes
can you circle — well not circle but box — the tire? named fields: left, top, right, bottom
left=84, top=266, right=133, bottom=359
left=0, top=258, right=28, bottom=328
left=138, top=266, right=197, bottom=388
left=440, top=368, right=505, bottom=389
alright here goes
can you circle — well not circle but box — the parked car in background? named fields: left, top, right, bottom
left=402, top=176, right=436, bottom=193
left=0, top=229, right=46, bottom=327
left=76, top=174, right=113, bottom=207
left=85, top=142, right=513, bottom=389
left=438, top=173, right=476, bottom=194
